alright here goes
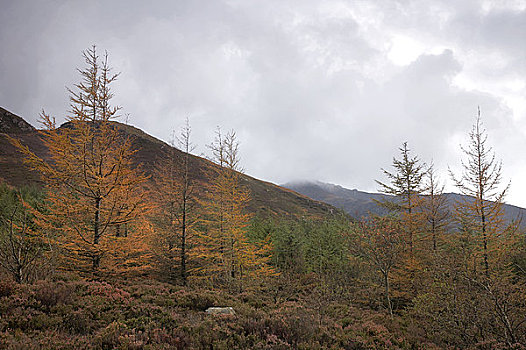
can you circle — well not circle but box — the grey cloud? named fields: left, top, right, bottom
left=1, top=0, right=525, bottom=206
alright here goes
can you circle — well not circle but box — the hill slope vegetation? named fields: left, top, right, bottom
left=0, top=107, right=335, bottom=219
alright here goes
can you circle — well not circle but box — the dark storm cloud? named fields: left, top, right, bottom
left=1, top=0, right=525, bottom=205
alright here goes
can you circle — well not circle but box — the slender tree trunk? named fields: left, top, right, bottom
left=384, top=270, right=393, bottom=317
left=407, top=192, right=413, bottom=256
left=230, top=237, right=235, bottom=280
left=93, top=197, right=101, bottom=270
left=181, top=192, right=187, bottom=285
left=180, top=148, right=189, bottom=285
left=431, top=219, right=437, bottom=252
left=16, top=264, right=23, bottom=284
left=482, top=212, right=489, bottom=278
left=494, top=292, right=516, bottom=346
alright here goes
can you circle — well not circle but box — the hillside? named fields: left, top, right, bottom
left=284, top=180, right=526, bottom=224
left=0, top=107, right=45, bottom=186
left=0, top=107, right=335, bottom=218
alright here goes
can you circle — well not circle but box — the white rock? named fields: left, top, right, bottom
left=205, top=307, right=235, bottom=315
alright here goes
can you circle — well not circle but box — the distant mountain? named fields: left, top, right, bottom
left=282, top=181, right=390, bottom=219
left=283, top=180, right=526, bottom=225
left=0, top=107, right=336, bottom=219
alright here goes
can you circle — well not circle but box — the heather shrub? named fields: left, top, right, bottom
left=29, top=312, right=63, bottom=330
left=0, top=278, right=15, bottom=298
left=264, top=303, right=319, bottom=346
left=94, top=320, right=126, bottom=349
left=63, top=309, right=92, bottom=335
left=85, top=281, right=130, bottom=303
left=173, top=288, right=219, bottom=310
left=0, top=278, right=423, bottom=349
left=148, top=327, right=191, bottom=349
left=34, top=280, right=72, bottom=309
left=339, top=319, right=408, bottom=349
left=239, top=290, right=268, bottom=309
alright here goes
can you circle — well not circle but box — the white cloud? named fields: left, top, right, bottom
left=387, top=35, right=425, bottom=65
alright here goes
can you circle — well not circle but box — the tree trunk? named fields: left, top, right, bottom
left=181, top=192, right=187, bottom=285
left=384, top=271, right=393, bottom=317
left=432, top=219, right=437, bottom=251
left=93, top=197, right=101, bottom=270
left=482, top=212, right=489, bottom=278
left=15, top=265, right=23, bottom=284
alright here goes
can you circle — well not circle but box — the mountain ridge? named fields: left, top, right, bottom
left=4, top=107, right=523, bottom=223
left=0, top=107, right=36, bottom=133
left=283, top=180, right=526, bottom=224
left=0, top=108, right=336, bottom=219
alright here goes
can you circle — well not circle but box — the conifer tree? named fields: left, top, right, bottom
left=422, top=163, right=449, bottom=252
left=450, top=108, right=511, bottom=278
left=376, top=142, right=426, bottom=254
left=9, top=46, right=148, bottom=273
left=194, top=128, right=274, bottom=287
left=351, top=216, right=405, bottom=316
left=151, top=118, right=197, bottom=284
left=0, top=184, right=46, bottom=283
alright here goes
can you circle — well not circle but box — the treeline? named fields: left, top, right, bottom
left=4, top=46, right=276, bottom=292
left=2, top=46, right=526, bottom=348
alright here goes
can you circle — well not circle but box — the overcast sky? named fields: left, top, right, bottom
left=1, top=0, right=526, bottom=206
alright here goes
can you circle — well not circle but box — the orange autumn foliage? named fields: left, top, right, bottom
left=9, top=46, right=149, bottom=274
left=192, top=129, right=275, bottom=287
left=450, top=109, right=518, bottom=277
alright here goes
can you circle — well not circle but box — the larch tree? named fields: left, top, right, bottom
left=351, top=216, right=405, bottom=317
left=376, top=142, right=426, bottom=255
left=0, top=184, right=46, bottom=283
left=449, top=108, right=511, bottom=278
left=422, top=163, right=449, bottom=252
left=194, top=128, right=274, bottom=288
left=151, top=118, right=197, bottom=285
left=9, top=46, right=148, bottom=273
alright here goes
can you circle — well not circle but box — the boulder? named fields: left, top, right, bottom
left=205, top=307, right=235, bottom=315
